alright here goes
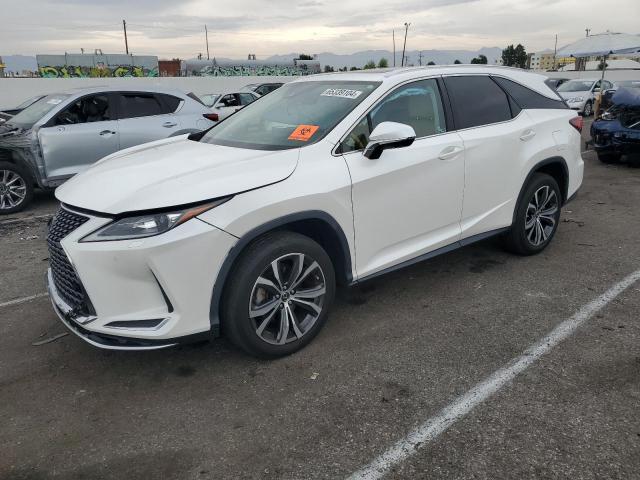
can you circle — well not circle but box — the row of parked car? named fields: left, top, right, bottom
left=0, top=82, right=283, bottom=212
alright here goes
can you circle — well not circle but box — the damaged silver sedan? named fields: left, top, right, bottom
left=0, top=86, right=216, bottom=213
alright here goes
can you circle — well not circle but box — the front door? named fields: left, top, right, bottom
left=38, top=93, right=119, bottom=179
left=340, top=78, right=465, bottom=278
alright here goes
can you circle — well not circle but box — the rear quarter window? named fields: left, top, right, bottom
left=443, top=75, right=512, bottom=129
left=492, top=77, right=567, bottom=110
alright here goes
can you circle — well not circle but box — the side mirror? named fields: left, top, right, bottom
left=364, top=121, right=416, bottom=160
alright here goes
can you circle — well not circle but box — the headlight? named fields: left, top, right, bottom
left=80, top=197, right=231, bottom=242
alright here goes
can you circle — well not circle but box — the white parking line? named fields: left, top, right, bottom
left=347, top=268, right=640, bottom=480
left=0, top=293, right=48, bottom=309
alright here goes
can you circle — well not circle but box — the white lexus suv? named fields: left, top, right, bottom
left=47, top=66, right=584, bottom=357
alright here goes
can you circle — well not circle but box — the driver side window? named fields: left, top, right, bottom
left=339, top=79, right=446, bottom=154
left=55, top=94, right=111, bottom=125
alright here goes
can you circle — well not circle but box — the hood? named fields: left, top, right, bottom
left=558, top=91, right=588, bottom=100
left=56, top=136, right=299, bottom=214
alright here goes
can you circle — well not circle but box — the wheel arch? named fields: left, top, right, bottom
left=513, top=156, right=569, bottom=224
left=209, top=210, right=353, bottom=334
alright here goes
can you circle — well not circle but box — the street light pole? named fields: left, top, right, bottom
left=393, top=29, right=396, bottom=67
left=205, top=25, right=210, bottom=60
left=122, top=19, right=129, bottom=55
left=401, top=22, right=410, bottom=67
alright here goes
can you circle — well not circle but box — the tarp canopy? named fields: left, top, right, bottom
left=557, top=32, right=640, bottom=57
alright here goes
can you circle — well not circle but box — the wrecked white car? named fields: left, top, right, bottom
left=0, top=86, right=215, bottom=213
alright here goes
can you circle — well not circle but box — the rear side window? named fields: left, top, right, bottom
left=158, top=94, right=182, bottom=113
left=492, top=77, right=567, bottom=110
left=117, top=93, right=164, bottom=119
left=444, top=76, right=512, bottom=129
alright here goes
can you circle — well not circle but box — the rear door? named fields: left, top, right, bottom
left=38, top=93, right=120, bottom=178
left=443, top=75, right=534, bottom=238
left=116, top=92, right=182, bottom=149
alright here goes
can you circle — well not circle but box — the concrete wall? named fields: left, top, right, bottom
left=0, top=76, right=296, bottom=107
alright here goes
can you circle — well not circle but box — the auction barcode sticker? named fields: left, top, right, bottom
left=321, top=88, right=363, bottom=99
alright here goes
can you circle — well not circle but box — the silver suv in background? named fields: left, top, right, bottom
left=0, top=86, right=216, bottom=213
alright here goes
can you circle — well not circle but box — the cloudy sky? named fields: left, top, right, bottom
left=1, top=0, right=638, bottom=58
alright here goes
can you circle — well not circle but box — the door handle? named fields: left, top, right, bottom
left=99, top=130, right=116, bottom=136
left=163, top=121, right=178, bottom=128
left=520, top=129, right=536, bottom=141
left=438, top=145, right=463, bottom=161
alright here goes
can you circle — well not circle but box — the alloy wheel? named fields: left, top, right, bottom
left=0, top=169, right=27, bottom=211
left=583, top=102, right=592, bottom=116
left=525, top=185, right=558, bottom=247
left=249, top=253, right=326, bottom=345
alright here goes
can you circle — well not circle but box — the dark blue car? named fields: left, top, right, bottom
left=591, top=87, right=640, bottom=166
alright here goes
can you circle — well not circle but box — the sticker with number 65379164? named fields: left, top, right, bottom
left=288, top=125, right=320, bottom=141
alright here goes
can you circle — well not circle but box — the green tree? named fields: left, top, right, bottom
left=454, top=59, right=462, bottom=64
left=298, top=54, right=314, bottom=60
left=427, top=61, right=436, bottom=66
left=378, top=57, right=389, bottom=68
left=470, top=54, right=488, bottom=64
left=323, top=65, right=335, bottom=72
left=350, top=66, right=360, bottom=71
left=363, top=60, right=376, bottom=69
left=501, top=44, right=527, bottom=68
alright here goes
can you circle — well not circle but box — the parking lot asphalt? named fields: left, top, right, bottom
left=1, top=123, right=640, bottom=480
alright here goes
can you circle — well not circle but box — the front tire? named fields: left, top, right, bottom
left=582, top=101, right=593, bottom=117
left=503, top=173, right=562, bottom=256
left=222, top=231, right=336, bottom=358
left=0, top=161, right=33, bottom=214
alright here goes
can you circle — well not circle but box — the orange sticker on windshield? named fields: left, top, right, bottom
left=288, top=124, right=320, bottom=141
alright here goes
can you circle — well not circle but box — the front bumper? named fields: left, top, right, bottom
left=591, top=120, right=640, bottom=155
left=47, top=205, right=238, bottom=350
left=48, top=269, right=178, bottom=350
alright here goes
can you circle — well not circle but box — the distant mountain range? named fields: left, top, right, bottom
left=1, top=48, right=502, bottom=73
left=265, top=48, right=503, bottom=68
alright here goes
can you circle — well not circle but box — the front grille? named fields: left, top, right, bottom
left=47, top=207, right=90, bottom=310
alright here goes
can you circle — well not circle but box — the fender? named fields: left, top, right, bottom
left=208, top=210, right=353, bottom=335
left=512, top=156, right=569, bottom=225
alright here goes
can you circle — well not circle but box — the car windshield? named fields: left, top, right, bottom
left=7, top=94, right=70, bottom=129
left=557, top=80, right=594, bottom=92
left=200, top=94, right=221, bottom=107
left=201, top=80, right=380, bottom=150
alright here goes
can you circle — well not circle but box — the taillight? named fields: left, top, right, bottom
left=203, top=113, right=219, bottom=122
left=569, top=116, right=583, bottom=133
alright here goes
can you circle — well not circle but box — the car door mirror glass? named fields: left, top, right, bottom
left=364, top=121, right=416, bottom=160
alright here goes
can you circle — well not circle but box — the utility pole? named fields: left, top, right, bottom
left=392, top=29, right=396, bottom=67
left=122, top=19, right=129, bottom=55
left=401, top=22, right=410, bottom=67
left=205, top=25, right=210, bottom=60
left=585, top=28, right=590, bottom=37
left=418, top=51, right=423, bottom=66
left=553, top=34, right=558, bottom=70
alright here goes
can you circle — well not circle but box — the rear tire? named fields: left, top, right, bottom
left=0, top=161, right=33, bottom=214
left=222, top=231, right=336, bottom=358
left=597, top=152, right=621, bottom=164
left=503, top=173, right=562, bottom=256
